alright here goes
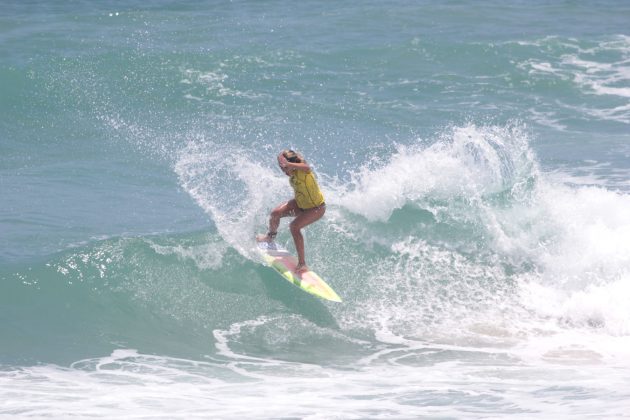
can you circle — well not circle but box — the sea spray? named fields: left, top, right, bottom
left=4, top=1, right=630, bottom=416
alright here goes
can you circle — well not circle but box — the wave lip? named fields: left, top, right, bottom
left=332, top=123, right=536, bottom=223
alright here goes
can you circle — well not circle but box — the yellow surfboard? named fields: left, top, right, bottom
left=256, top=241, right=342, bottom=302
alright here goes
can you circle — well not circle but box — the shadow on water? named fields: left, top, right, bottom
left=258, top=268, right=340, bottom=330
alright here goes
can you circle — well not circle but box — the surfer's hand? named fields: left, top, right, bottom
left=277, top=154, right=289, bottom=168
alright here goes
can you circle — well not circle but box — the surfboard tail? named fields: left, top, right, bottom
left=258, top=242, right=342, bottom=303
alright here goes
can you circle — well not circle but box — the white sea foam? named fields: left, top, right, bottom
left=528, top=108, right=567, bottom=131
left=578, top=102, right=630, bottom=125
left=511, top=185, right=630, bottom=340
left=2, top=345, right=629, bottom=419
left=322, top=123, right=630, bottom=358
left=329, top=123, right=533, bottom=222
left=518, top=35, right=630, bottom=123
left=174, top=140, right=286, bottom=258
left=181, top=67, right=270, bottom=101
left=148, top=234, right=228, bottom=270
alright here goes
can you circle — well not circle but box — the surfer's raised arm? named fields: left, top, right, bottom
left=277, top=152, right=311, bottom=173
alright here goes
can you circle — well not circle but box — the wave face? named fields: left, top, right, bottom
left=2, top=0, right=630, bottom=417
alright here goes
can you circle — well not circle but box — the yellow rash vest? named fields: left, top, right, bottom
left=289, top=170, right=325, bottom=210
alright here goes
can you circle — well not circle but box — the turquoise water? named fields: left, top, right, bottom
left=2, top=1, right=630, bottom=417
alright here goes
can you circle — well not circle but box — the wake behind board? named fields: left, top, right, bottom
left=256, top=241, right=342, bottom=302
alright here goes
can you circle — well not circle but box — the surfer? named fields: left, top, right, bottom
left=257, top=150, right=326, bottom=273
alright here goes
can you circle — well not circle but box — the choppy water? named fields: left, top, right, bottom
left=2, top=1, right=630, bottom=418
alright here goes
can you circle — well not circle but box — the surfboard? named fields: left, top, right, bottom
left=256, top=241, right=342, bottom=302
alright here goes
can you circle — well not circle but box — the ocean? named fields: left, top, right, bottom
left=2, top=0, right=630, bottom=417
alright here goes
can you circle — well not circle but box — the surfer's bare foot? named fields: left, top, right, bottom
left=295, top=263, right=309, bottom=273
left=256, top=232, right=277, bottom=242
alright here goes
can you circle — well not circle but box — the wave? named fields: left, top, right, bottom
left=3, top=122, right=630, bottom=368
left=321, top=123, right=630, bottom=339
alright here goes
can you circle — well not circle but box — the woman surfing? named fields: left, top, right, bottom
left=256, top=150, right=326, bottom=273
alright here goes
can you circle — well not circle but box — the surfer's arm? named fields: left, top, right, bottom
left=285, top=161, right=311, bottom=172
left=278, top=154, right=312, bottom=172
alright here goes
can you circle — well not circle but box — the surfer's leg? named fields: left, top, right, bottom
left=257, top=199, right=300, bottom=242
left=289, top=204, right=326, bottom=269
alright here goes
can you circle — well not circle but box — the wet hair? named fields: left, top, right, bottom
left=282, top=149, right=303, bottom=163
